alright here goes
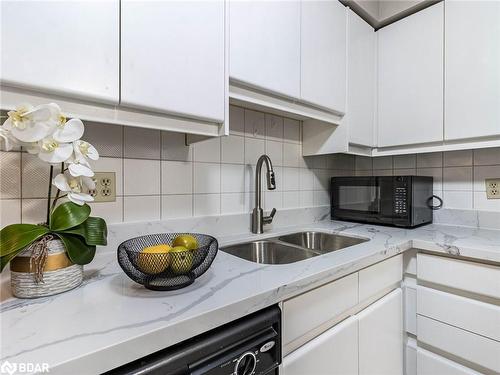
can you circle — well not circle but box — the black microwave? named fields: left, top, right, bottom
left=331, top=176, right=435, bottom=228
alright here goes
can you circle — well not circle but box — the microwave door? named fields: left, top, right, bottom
left=332, top=177, right=382, bottom=221
left=377, top=177, right=395, bottom=224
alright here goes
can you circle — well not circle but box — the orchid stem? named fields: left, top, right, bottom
left=50, top=163, right=64, bottom=215
left=46, top=165, right=54, bottom=226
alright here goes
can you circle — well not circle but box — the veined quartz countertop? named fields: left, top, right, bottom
left=1, top=220, right=499, bottom=374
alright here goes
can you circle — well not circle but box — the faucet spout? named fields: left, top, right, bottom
left=252, top=155, right=277, bottom=234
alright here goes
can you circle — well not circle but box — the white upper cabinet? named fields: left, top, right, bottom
left=0, top=0, right=119, bottom=103
left=121, top=0, right=226, bottom=123
left=444, top=1, right=500, bottom=141
left=347, top=9, right=376, bottom=147
left=229, top=0, right=301, bottom=99
left=377, top=2, right=444, bottom=147
left=300, top=0, right=347, bottom=113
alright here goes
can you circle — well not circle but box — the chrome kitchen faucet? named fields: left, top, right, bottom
left=251, top=154, right=277, bottom=234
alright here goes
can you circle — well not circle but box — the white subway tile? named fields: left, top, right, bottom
left=84, top=122, right=123, bottom=158
left=265, top=140, right=283, bottom=166
left=443, top=150, right=472, bottom=167
left=21, top=153, right=56, bottom=199
left=300, top=168, right=315, bottom=190
left=161, top=161, right=192, bottom=194
left=0, top=151, right=21, bottom=199
left=194, top=163, right=220, bottom=194
left=443, top=191, right=473, bottom=209
left=314, top=190, right=330, bottom=206
left=417, top=167, right=443, bottom=191
left=161, top=131, right=192, bottom=161
left=229, top=105, right=245, bottom=136
left=245, top=164, right=257, bottom=193
left=244, top=109, right=265, bottom=139
left=373, top=169, right=392, bottom=176
left=283, top=118, right=301, bottom=143
left=328, top=154, right=355, bottom=170
left=356, top=170, right=372, bottom=176
left=221, top=193, right=248, bottom=214
left=355, top=156, right=372, bottom=170
left=283, top=191, right=300, bottom=209
left=473, top=191, right=500, bottom=211
left=299, top=190, right=314, bottom=207
left=88, top=199, right=123, bottom=224
left=21, top=198, right=46, bottom=224
left=264, top=191, right=282, bottom=210
left=193, top=137, right=220, bottom=163
left=393, top=168, right=416, bottom=176
left=474, top=147, right=500, bottom=165
left=93, top=157, right=123, bottom=196
left=265, top=114, right=284, bottom=141
left=416, top=152, right=442, bottom=168
left=443, top=166, right=473, bottom=191
left=372, top=156, right=393, bottom=170
left=244, top=138, right=265, bottom=165
left=221, top=164, right=245, bottom=193
left=221, top=135, right=244, bottom=164
left=473, top=165, right=500, bottom=192
left=283, top=143, right=301, bottom=167
left=194, top=194, right=220, bottom=216
left=393, top=154, right=416, bottom=169
left=0, top=199, right=21, bottom=226
left=124, top=159, right=160, bottom=195
left=124, top=196, right=160, bottom=222
left=161, top=195, right=192, bottom=219
left=124, top=127, right=161, bottom=159
left=283, top=167, right=300, bottom=191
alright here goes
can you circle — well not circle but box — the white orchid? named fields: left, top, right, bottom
left=2, top=102, right=100, bottom=208
left=53, top=173, right=95, bottom=206
left=2, top=103, right=62, bottom=143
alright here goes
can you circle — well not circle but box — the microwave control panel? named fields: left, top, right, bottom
left=394, top=178, right=408, bottom=215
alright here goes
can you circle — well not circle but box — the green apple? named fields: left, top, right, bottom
left=169, top=246, right=194, bottom=274
left=172, top=235, right=198, bottom=251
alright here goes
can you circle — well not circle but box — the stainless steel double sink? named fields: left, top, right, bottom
left=221, top=231, right=369, bottom=265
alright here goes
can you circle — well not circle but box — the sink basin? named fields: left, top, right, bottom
left=221, top=240, right=318, bottom=265
left=278, top=231, right=369, bottom=254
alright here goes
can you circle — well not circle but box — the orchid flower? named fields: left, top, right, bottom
left=68, top=140, right=99, bottom=177
left=53, top=173, right=95, bottom=206
left=0, top=126, right=17, bottom=151
left=2, top=103, right=62, bottom=143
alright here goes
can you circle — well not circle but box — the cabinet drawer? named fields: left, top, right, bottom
left=283, top=273, right=358, bottom=347
left=417, top=253, right=500, bottom=299
left=417, top=347, right=481, bottom=375
left=417, top=315, right=500, bottom=373
left=417, top=286, right=500, bottom=341
left=359, top=254, right=402, bottom=302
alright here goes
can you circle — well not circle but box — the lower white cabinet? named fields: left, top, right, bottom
left=417, top=348, right=481, bottom=375
left=358, top=288, right=403, bottom=375
left=283, top=315, right=358, bottom=375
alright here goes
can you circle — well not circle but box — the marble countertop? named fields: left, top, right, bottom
left=1, top=219, right=500, bottom=374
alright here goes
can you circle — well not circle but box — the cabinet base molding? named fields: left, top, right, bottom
left=0, top=86, right=224, bottom=137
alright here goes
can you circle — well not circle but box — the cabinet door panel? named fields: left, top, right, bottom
left=358, top=254, right=402, bottom=302
left=0, top=0, right=119, bottom=103
left=121, top=0, right=225, bottom=122
left=229, top=0, right=300, bottom=98
left=445, top=1, right=500, bottom=140
left=417, top=347, right=481, bottom=375
left=301, top=0, right=346, bottom=112
left=282, top=315, right=358, bottom=375
left=358, top=288, right=403, bottom=375
left=347, top=9, right=376, bottom=147
left=377, top=3, right=443, bottom=147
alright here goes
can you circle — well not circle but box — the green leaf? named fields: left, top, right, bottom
left=0, top=224, right=49, bottom=257
left=55, top=233, right=96, bottom=265
left=59, top=217, right=107, bottom=246
left=50, top=202, right=90, bottom=231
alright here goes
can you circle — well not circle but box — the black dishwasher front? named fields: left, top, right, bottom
left=105, top=305, right=281, bottom=375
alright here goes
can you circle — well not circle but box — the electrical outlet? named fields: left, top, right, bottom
left=89, top=172, right=116, bottom=202
left=485, top=178, right=500, bottom=199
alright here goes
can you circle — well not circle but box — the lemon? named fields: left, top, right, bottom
left=137, top=244, right=171, bottom=274
left=172, top=235, right=198, bottom=251
left=169, top=246, right=194, bottom=274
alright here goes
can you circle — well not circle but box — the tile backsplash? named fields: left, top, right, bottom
left=355, top=148, right=500, bottom=211
left=0, top=105, right=356, bottom=226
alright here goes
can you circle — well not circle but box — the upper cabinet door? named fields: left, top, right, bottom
left=229, top=0, right=300, bottom=99
left=121, top=0, right=225, bottom=122
left=377, top=3, right=444, bottom=147
left=300, top=0, right=347, bottom=113
left=0, top=0, right=119, bottom=103
left=347, top=9, right=376, bottom=147
left=445, top=1, right=500, bottom=140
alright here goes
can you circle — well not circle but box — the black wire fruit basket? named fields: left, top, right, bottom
left=117, top=233, right=218, bottom=291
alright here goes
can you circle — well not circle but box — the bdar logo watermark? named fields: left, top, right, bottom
left=0, top=361, right=49, bottom=375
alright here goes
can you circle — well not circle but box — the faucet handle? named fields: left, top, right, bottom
left=263, top=208, right=277, bottom=224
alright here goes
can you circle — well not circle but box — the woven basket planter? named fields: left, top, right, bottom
left=10, top=239, right=83, bottom=298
